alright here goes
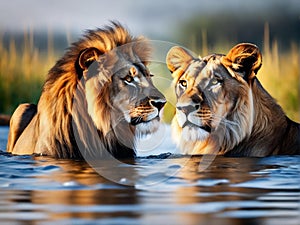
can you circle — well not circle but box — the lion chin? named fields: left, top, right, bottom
left=135, top=119, right=161, bottom=138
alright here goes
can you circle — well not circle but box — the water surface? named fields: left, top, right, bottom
left=0, top=126, right=299, bottom=225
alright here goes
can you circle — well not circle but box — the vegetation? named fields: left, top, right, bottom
left=0, top=30, right=57, bottom=114
left=173, top=23, right=300, bottom=122
left=0, top=26, right=299, bottom=123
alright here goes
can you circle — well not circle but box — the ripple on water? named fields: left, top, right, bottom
left=0, top=134, right=299, bottom=225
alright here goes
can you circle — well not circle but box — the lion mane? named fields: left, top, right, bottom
left=7, top=22, right=166, bottom=159
left=167, top=43, right=300, bottom=156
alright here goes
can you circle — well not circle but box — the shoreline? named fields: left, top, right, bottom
left=0, top=115, right=10, bottom=126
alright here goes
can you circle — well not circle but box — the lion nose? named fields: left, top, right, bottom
left=150, top=99, right=166, bottom=111
left=177, top=104, right=200, bottom=115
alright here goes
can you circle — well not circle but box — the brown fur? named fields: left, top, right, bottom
left=7, top=22, right=166, bottom=159
left=167, top=43, right=300, bottom=156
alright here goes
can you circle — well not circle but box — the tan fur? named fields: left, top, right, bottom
left=7, top=22, right=166, bottom=159
left=167, top=43, right=300, bottom=156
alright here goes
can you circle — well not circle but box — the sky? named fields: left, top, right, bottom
left=1, top=0, right=207, bottom=37
left=1, top=0, right=299, bottom=40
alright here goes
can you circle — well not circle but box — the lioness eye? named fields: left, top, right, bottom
left=211, top=78, right=218, bottom=85
left=123, top=75, right=134, bottom=83
left=179, top=79, right=187, bottom=88
left=211, top=75, right=223, bottom=86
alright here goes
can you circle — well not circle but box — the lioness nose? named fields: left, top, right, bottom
left=150, top=99, right=166, bottom=111
left=177, top=104, right=200, bottom=115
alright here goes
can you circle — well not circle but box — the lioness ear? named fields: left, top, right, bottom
left=222, top=43, right=262, bottom=80
left=166, top=46, right=194, bottom=74
left=79, top=47, right=102, bottom=70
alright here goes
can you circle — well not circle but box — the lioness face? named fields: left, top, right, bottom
left=80, top=46, right=166, bottom=137
left=167, top=47, right=252, bottom=143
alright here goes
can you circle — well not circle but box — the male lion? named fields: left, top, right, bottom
left=7, top=22, right=166, bottom=159
left=167, top=43, right=300, bottom=156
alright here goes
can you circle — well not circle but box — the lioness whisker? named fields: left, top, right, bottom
left=168, top=43, right=300, bottom=156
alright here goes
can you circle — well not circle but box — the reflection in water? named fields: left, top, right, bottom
left=0, top=151, right=299, bottom=225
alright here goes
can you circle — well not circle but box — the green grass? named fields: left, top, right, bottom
left=259, top=41, right=300, bottom=122
left=0, top=30, right=299, bottom=123
left=0, top=32, right=56, bottom=114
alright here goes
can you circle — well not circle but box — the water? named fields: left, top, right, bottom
left=0, top=126, right=299, bottom=225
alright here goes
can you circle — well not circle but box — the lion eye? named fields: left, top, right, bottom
left=179, top=79, right=187, bottom=88
left=123, top=75, right=134, bottom=83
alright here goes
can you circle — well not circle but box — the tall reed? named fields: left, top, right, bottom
left=0, top=29, right=57, bottom=114
left=0, top=28, right=299, bottom=123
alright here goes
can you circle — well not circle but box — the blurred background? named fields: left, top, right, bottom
left=0, top=0, right=299, bottom=122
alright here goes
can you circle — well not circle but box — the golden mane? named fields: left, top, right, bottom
left=39, top=22, right=150, bottom=158
left=7, top=22, right=161, bottom=159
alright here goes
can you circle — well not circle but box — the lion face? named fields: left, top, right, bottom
left=167, top=44, right=262, bottom=154
left=79, top=45, right=166, bottom=138
left=109, top=58, right=166, bottom=137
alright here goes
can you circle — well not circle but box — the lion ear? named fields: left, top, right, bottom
left=78, top=47, right=102, bottom=70
left=166, top=46, right=194, bottom=74
left=222, top=43, right=262, bottom=80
